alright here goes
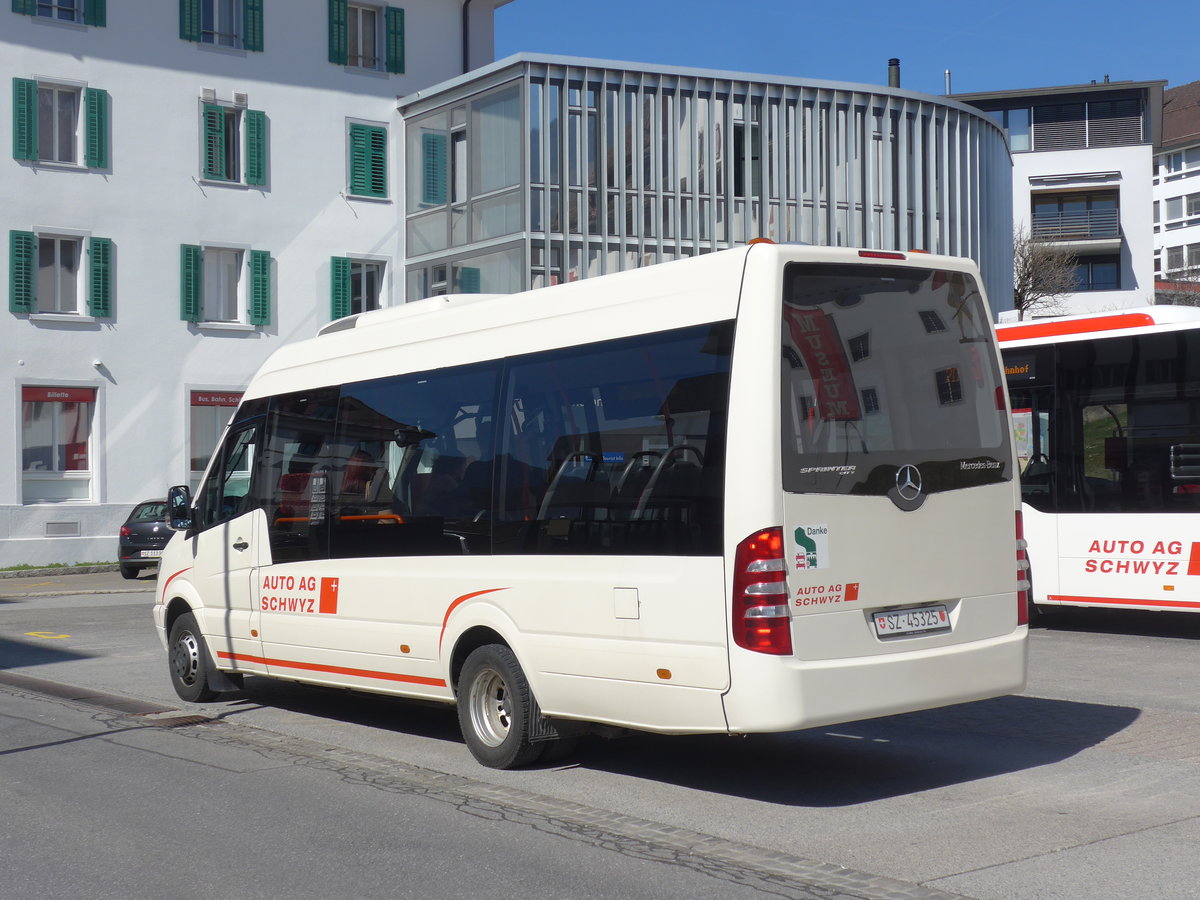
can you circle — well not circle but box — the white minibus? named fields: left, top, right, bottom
left=155, top=242, right=1028, bottom=768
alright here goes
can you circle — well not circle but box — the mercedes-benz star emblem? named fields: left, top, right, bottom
left=895, top=464, right=923, bottom=501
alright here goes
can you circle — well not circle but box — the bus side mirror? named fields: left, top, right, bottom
left=167, top=485, right=194, bottom=533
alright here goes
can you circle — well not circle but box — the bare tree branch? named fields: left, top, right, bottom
left=1012, top=225, right=1078, bottom=320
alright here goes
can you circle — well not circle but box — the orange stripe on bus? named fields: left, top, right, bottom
left=438, top=588, right=508, bottom=652
left=216, top=651, right=446, bottom=687
left=997, top=313, right=1156, bottom=343
left=159, top=567, right=191, bottom=605
left=1049, top=595, right=1200, bottom=610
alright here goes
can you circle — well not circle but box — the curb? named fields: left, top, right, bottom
left=0, top=564, right=122, bottom=580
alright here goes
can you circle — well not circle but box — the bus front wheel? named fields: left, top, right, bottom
left=457, top=644, right=544, bottom=769
left=168, top=611, right=218, bottom=703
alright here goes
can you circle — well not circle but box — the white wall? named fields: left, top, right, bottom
left=1, top=0, right=505, bottom=566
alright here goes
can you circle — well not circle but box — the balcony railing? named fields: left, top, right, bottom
left=1031, top=209, right=1120, bottom=241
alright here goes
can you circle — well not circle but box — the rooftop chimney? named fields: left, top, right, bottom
left=944, top=69, right=952, bottom=95
left=888, top=58, right=901, bottom=88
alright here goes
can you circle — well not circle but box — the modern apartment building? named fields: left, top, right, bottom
left=1154, top=80, right=1200, bottom=289
left=3, top=0, right=510, bottom=566
left=399, top=54, right=1015, bottom=310
left=958, top=80, right=1165, bottom=317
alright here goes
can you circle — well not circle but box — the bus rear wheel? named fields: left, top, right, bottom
left=457, top=644, right=544, bottom=769
left=168, top=611, right=218, bottom=703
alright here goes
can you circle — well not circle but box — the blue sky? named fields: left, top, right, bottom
left=495, top=0, right=1194, bottom=97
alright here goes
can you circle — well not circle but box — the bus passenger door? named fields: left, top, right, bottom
left=188, top=420, right=267, bottom=666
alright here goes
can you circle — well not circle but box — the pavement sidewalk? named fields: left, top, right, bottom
left=0, top=567, right=156, bottom=598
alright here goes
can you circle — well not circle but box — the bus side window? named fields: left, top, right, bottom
left=261, top=389, right=341, bottom=563
left=193, top=398, right=269, bottom=531
left=197, top=424, right=260, bottom=529
left=329, top=363, right=499, bottom=558
left=495, top=322, right=732, bottom=555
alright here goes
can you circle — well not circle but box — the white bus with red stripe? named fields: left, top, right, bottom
left=154, top=243, right=1027, bottom=769
left=998, top=306, right=1200, bottom=616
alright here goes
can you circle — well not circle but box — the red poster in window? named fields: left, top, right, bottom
left=22, top=386, right=97, bottom=404
left=782, top=307, right=862, bottom=421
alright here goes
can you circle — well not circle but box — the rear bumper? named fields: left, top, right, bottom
left=723, top=628, right=1027, bottom=733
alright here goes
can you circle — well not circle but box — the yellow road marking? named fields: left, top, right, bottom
left=25, top=631, right=70, bottom=640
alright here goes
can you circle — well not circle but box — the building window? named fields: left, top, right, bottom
left=862, top=387, right=880, bottom=414
left=190, top=390, right=243, bottom=488
left=328, top=2, right=404, bottom=73
left=179, top=244, right=271, bottom=325
left=36, top=235, right=81, bottom=314
left=179, top=0, right=263, bottom=52
left=1001, top=108, right=1031, bottom=152
left=935, top=367, right=963, bottom=405
left=38, top=83, right=79, bottom=164
left=15, top=0, right=105, bottom=25
left=330, top=256, right=384, bottom=318
left=1073, top=254, right=1120, bottom=291
left=201, top=102, right=266, bottom=185
left=1167, top=246, right=1184, bottom=272
left=348, top=3, right=378, bottom=67
left=21, top=386, right=96, bottom=503
left=848, top=332, right=870, bottom=361
left=12, top=79, right=109, bottom=167
left=1031, top=191, right=1119, bottom=241
left=9, top=230, right=112, bottom=317
left=919, top=310, right=946, bottom=333
left=347, top=122, right=387, bottom=198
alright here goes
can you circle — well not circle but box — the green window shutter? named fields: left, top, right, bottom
left=179, top=0, right=201, bottom=41
left=180, top=244, right=202, bottom=322
left=327, top=0, right=347, bottom=65
left=385, top=7, right=405, bottom=74
left=12, top=0, right=37, bottom=15
left=88, top=236, right=113, bottom=318
left=13, top=78, right=37, bottom=162
left=459, top=267, right=481, bottom=294
left=249, top=250, right=271, bottom=325
left=84, top=88, right=109, bottom=169
left=244, top=109, right=266, bottom=186
left=349, top=124, right=386, bottom=197
left=330, top=256, right=352, bottom=319
left=202, top=103, right=225, bottom=180
left=421, top=132, right=447, bottom=205
left=10, top=230, right=36, bottom=314
left=84, top=0, right=106, bottom=26
left=243, top=0, right=263, bottom=51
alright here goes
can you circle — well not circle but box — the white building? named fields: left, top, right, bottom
left=958, top=81, right=1165, bottom=317
left=1154, top=80, right=1200, bottom=289
left=2, top=0, right=510, bottom=566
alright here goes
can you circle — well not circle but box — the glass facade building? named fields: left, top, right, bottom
left=401, top=54, right=1015, bottom=311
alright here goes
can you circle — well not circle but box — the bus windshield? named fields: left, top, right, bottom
left=781, top=262, right=1011, bottom=496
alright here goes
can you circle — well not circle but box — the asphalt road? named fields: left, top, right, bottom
left=3, top=569, right=1199, bottom=899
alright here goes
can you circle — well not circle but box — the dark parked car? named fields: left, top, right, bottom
left=118, top=500, right=169, bottom=580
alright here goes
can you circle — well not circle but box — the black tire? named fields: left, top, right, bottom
left=457, top=644, right=544, bottom=769
left=119, top=564, right=139, bottom=580
left=167, top=611, right=219, bottom=702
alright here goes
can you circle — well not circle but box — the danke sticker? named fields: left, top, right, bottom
left=792, top=525, right=830, bottom=571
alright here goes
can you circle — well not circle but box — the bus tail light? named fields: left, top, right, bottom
left=1016, top=511, right=1031, bottom=626
left=732, top=528, right=793, bottom=655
